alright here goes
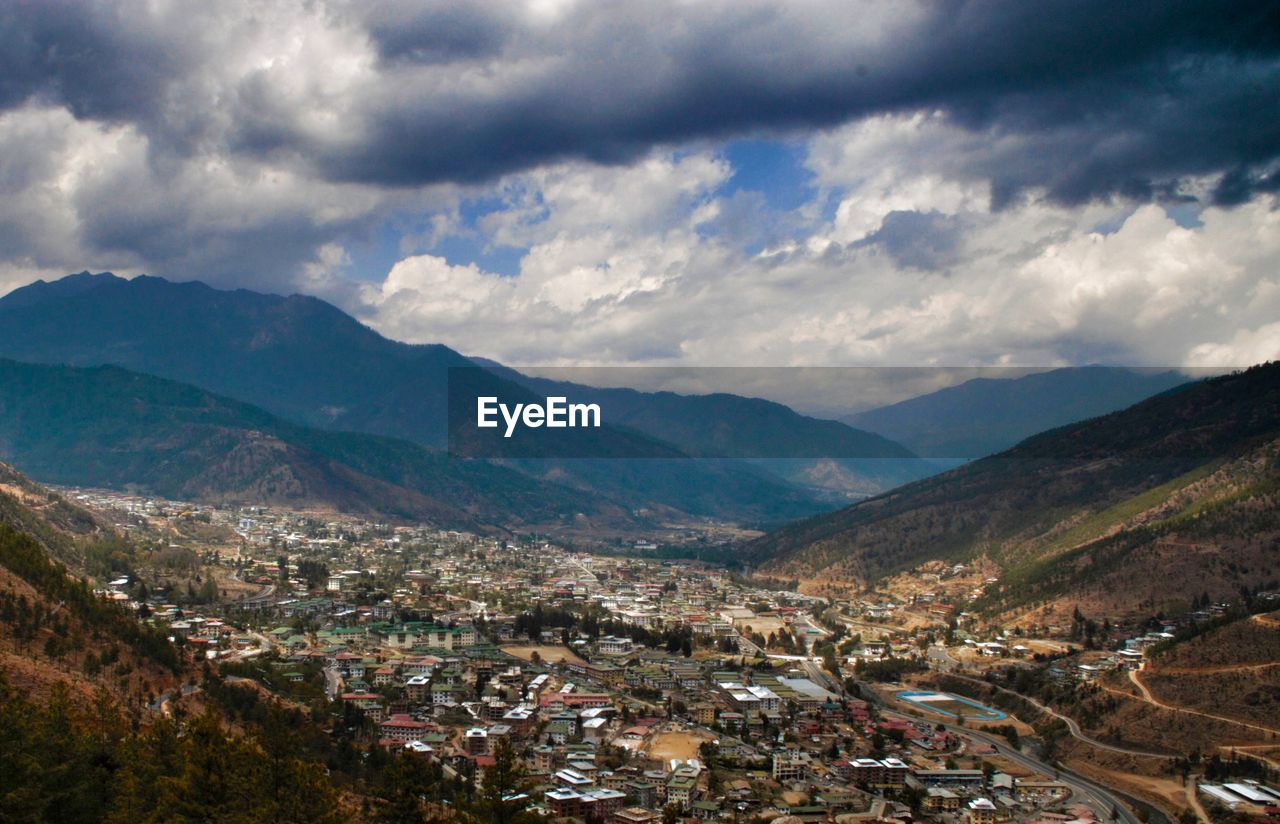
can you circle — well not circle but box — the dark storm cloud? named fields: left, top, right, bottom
left=330, top=0, right=1280, bottom=205
left=363, top=3, right=511, bottom=64
left=0, top=1, right=181, bottom=123
left=1, top=0, right=1276, bottom=206
left=0, top=0, right=1274, bottom=295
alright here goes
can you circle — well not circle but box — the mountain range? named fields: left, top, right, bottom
left=751, top=362, right=1280, bottom=623
left=0, top=272, right=1214, bottom=536
left=0, top=274, right=897, bottom=526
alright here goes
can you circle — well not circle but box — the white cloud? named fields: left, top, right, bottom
left=0, top=1, right=1276, bottom=388
left=354, top=133, right=1280, bottom=392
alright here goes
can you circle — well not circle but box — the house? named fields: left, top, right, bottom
left=340, top=692, right=385, bottom=721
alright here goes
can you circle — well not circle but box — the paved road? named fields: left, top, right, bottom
left=860, top=680, right=1154, bottom=824
left=960, top=722, right=1148, bottom=824
left=927, top=643, right=959, bottom=671
left=802, top=658, right=844, bottom=695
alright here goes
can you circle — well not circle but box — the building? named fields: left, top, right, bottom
left=881, top=758, right=909, bottom=789
left=544, top=788, right=628, bottom=819
left=926, top=788, right=962, bottom=813
left=464, top=727, right=489, bottom=756
left=914, top=769, right=986, bottom=790
left=666, top=774, right=698, bottom=810
left=611, top=808, right=659, bottom=824
left=968, top=798, right=998, bottom=824
left=598, top=635, right=635, bottom=655
left=380, top=714, right=431, bottom=743
left=773, top=751, right=813, bottom=782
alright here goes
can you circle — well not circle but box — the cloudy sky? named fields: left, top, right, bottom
left=2, top=0, right=1279, bottom=373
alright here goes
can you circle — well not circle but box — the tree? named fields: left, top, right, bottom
left=480, top=738, right=532, bottom=824
left=375, top=749, right=435, bottom=824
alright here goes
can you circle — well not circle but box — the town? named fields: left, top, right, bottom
left=71, top=487, right=1280, bottom=824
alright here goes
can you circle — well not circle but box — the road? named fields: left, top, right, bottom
left=958, top=720, right=1147, bottom=824
left=802, top=658, right=844, bottom=695
left=240, top=581, right=276, bottom=606
left=229, top=568, right=277, bottom=606
left=942, top=672, right=1176, bottom=759
left=1102, top=669, right=1280, bottom=736
left=859, top=680, right=1157, bottom=824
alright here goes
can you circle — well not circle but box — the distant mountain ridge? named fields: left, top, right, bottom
left=0, top=272, right=922, bottom=518
left=844, top=366, right=1196, bottom=459
left=751, top=362, right=1280, bottom=622
left=0, top=356, right=830, bottom=530
left=0, top=358, right=629, bottom=530
left=474, top=360, right=932, bottom=498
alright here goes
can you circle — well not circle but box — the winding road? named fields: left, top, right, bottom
left=942, top=672, right=1177, bottom=760
left=1102, top=669, right=1280, bottom=737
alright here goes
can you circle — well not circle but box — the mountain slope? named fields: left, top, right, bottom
left=0, top=461, right=112, bottom=565
left=843, top=366, right=1195, bottom=459
left=751, top=363, right=1280, bottom=620
left=0, top=272, right=472, bottom=444
left=0, top=358, right=629, bottom=529
left=0, top=463, right=185, bottom=709
left=0, top=273, right=858, bottom=518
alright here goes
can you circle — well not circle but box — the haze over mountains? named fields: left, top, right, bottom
left=0, top=272, right=1210, bottom=535
left=0, top=273, right=906, bottom=525
left=751, top=362, right=1280, bottom=623
left=844, top=366, right=1195, bottom=459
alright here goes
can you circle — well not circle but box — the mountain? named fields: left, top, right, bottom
left=475, top=360, right=914, bottom=459
left=0, top=358, right=837, bottom=529
left=0, top=272, right=472, bottom=444
left=750, top=362, right=1280, bottom=622
left=843, top=366, right=1196, bottom=459
left=475, top=360, right=932, bottom=499
left=0, top=272, right=903, bottom=519
left=0, top=358, right=630, bottom=530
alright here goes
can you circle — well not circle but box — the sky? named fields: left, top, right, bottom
left=1, top=0, right=1279, bottom=374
